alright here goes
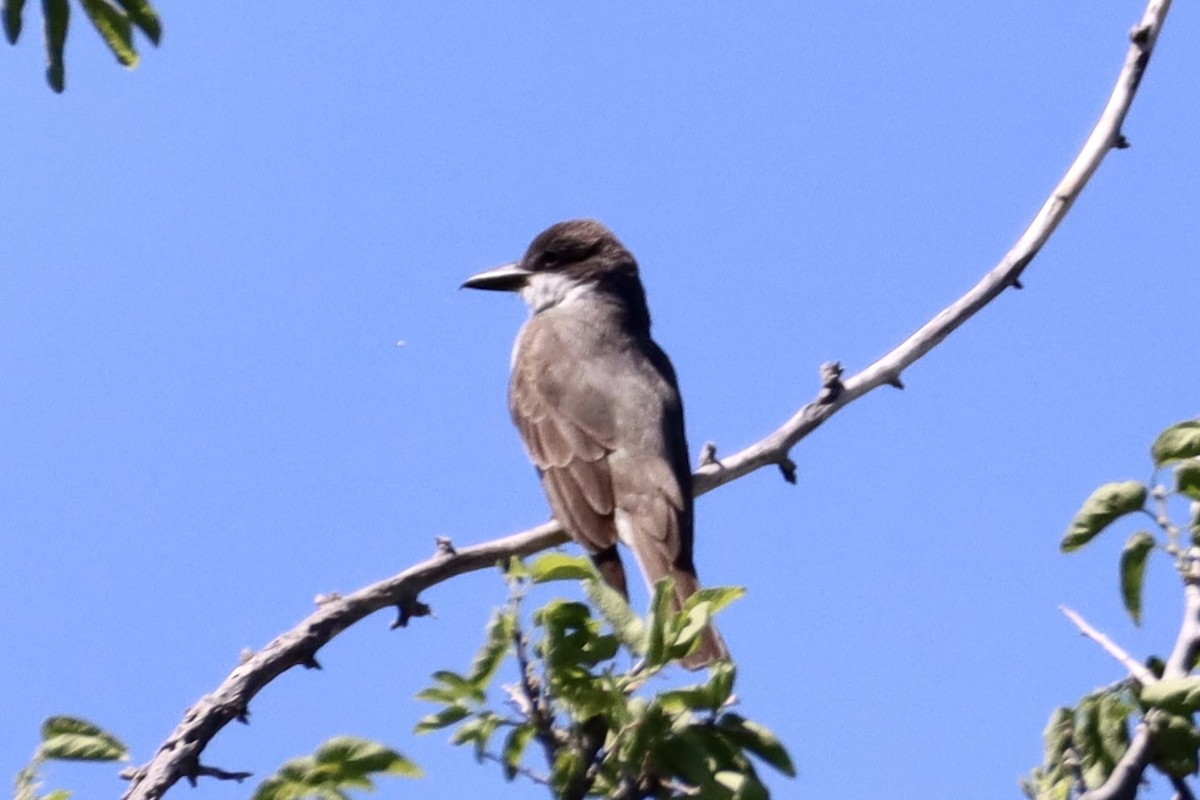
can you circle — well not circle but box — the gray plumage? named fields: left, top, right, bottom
left=463, top=219, right=727, bottom=669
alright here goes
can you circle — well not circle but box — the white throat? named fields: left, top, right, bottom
left=519, top=271, right=593, bottom=313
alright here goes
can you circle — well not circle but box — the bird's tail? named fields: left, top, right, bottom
left=598, top=536, right=730, bottom=670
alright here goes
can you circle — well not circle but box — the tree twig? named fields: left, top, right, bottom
left=1058, top=605, right=1158, bottom=686
left=121, top=1, right=1175, bottom=797
left=1165, top=554, right=1200, bottom=677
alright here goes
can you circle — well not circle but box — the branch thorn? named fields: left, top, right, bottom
left=392, top=596, right=433, bottom=629
left=1114, top=133, right=1131, bottom=149
left=699, top=441, right=721, bottom=468
left=777, top=457, right=798, bottom=484
left=436, top=536, right=458, bottom=556
left=302, top=653, right=322, bottom=670
left=818, top=361, right=844, bottom=403
left=194, top=764, right=253, bottom=784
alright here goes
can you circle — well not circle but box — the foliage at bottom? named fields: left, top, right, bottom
left=416, top=554, right=795, bottom=799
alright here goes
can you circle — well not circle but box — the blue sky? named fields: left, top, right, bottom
left=4, top=3, right=1199, bottom=799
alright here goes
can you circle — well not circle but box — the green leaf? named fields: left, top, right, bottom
left=583, top=576, right=646, bottom=653
left=1094, top=693, right=1132, bottom=767
left=1176, top=461, right=1200, bottom=501
left=467, top=608, right=513, bottom=689
left=80, top=0, right=137, bottom=66
left=414, top=685, right=461, bottom=704
left=683, top=586, right=747, bottom=617
left=1141, top=678, right=1200, bottom=714
left=717, top=713, right=796, bottom=777
left=672, top=601, right=713, bottom=657
left=500, top=725, right=535, bottom=781
left=312, top=736, right=422, bottom=779
left=252, top=737, right=420, bottom=800
left=529, top=552, right=594, bottom=583
left=706, top=661, right=737, bottom=709
left=425, top=670, right=485, bottom=703
left=1150, top=712, right=1200, bottom=778
left=1061, top=481, right=1147, bottom=552
left=113, top=0, right=158, bottom=43
left=1153, top=421, right=1200, bottom=467
left=715, top=769, right=769, bottom=800
left=657, top=686, right=714, bottom=714
left=1120, top=531, right=1155, bottom=625
left=653, top=737, right=726, bottom=795
left=644, top=577, right=676, bottom=668
left=39, top=717, right=128, bottom=761
left=1076, top=694, right=1126, bottom=788
left=1042, top=707, right=1074, bottom=764
left=42, top=791, right=72, bottom=800
left=3, top=0, right=26, bottom=44
left=414, top=704, right=471, bottom=734
left=41, top=0, right=69, bottom=93
left=448, top=714, right=502, bottom=763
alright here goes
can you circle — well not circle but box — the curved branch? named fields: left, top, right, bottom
left=121, top=2, right=1174, bottom=797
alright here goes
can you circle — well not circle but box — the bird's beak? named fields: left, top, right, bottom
left=461, top=261, right=531, bottom=292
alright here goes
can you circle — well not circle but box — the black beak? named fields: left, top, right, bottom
left=461, top=262, right=531, bottom=292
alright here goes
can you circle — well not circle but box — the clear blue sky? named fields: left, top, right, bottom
left=4, top=3, right=1199, bottom=799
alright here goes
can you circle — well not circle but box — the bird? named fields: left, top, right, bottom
left=462, top=219, right=727, bottom=669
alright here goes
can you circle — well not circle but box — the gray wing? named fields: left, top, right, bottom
left=509, top=316, right=690, bottom=571
left=509, top=317, right=618, bottom=554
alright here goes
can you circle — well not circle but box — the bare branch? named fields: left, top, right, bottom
left=1059, top=605, right=1158, bottom=686
left=122, top=1, right=1175, bottom=797
left=692, top=0, right=1174, bottom=497
left=122, top=527, right=566, bottom=800
left=1165, top=554, right=1200, bottom=677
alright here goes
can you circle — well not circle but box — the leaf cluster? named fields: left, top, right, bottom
left=1060, top=420, right=1200, bottom=625
left=14, top=716, right=128, bottom=800
left=1023, top=688, right=1137, bottom=800
left=415, top=554, right=794, bottom=799
left=3, top=0, right=160, bottom=92
left=1026, top=420, right=1200, bottom=799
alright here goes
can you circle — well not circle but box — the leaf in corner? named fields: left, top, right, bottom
left=716, top=713, right=796, bottom=777
left=81, top=0, right=137, bottom=66
left=3, top=0, right=27, bottom=44
left=1120, top=531, right=1155, bottom=625
left=1153, top=421, right=1200, bottom=467
left=39, top=717, right=128, bottom=762
left=1176, top=461, right=1200, bottom=501
left=113, top=0, right=159, bottom=44
left=41, top=0, right=69, bottom=93
left=1061, top=481, right=1147, bottom=552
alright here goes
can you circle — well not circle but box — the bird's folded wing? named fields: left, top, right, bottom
left=510, top=326, right=618, bottom=553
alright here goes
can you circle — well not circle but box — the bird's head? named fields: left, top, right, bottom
left=462, top=219, right=644, bottom=315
